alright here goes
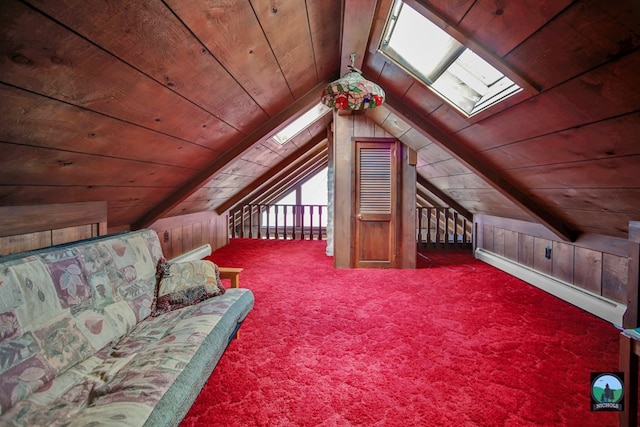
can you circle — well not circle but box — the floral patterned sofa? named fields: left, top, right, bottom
left=0, top=229, right=254, bottom=426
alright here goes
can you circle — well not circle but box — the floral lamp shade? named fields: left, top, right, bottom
left=321, top=66, right=385, bottom=111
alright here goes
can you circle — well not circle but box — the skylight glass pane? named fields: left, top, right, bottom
left=384, top=3, right=461, bottom=81
left=380, top=0, right=524, bottom=117
left=456, top=50, right=503, bottom=87
left=272, top=102, right=330, bottom=145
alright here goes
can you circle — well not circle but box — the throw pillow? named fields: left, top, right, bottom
left=152, top=259, right=225, bottom=316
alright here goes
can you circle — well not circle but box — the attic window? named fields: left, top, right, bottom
left=380, top=0, right=525, bottom=118
left=271, top=103, right=330, bottom=145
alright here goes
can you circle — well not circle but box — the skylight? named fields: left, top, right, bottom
left=271, top=102, right=331, bottom=145
left=380, top=0, right=522, bottom=117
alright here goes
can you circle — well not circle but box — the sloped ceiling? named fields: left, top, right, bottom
left=0, top=0, right=639, bottom=240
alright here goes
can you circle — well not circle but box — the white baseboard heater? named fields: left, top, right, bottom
left=475, top=248, right=626, bottom=326
left=169, top=244, right=212, bottom=263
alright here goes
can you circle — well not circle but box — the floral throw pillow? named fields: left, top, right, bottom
left=152, top=259, right=225, bottom=316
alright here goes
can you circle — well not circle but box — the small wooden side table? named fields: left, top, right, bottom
left=218, top=267, right=243, bottom=288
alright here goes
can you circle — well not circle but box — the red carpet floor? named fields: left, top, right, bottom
left=181, top=239, right=621, bottom=426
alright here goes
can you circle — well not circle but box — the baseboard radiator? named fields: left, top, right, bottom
left=475, top=248, right=626, bottom=326
left=169, top=244, right=212, bottom=263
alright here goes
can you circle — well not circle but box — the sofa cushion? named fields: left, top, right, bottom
left=153, top=260, right=225, bottom=316
left=0, top=288, right=254, bottom=426
left=0, top=229, right=163, bottom=415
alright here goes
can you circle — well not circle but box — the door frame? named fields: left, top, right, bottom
left=351, top=137, right=399, bottom=268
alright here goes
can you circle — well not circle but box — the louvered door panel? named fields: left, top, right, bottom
left=354, top=140, right=397, bottom=268
left=359, top=148, right=392, bottom=214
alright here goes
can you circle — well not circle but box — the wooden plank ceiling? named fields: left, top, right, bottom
left=0, top=0, right=639, bottom=240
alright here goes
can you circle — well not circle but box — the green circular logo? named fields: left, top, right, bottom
left=591, top=373, right=623, bottom=404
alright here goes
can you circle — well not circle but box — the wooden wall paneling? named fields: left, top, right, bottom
left=377, top=57, right=419, bottom=97
left=482, top=224, right=494, bottom=252
left=493, top=226, right=505, bottom=256
left=475, top=215, right=633, bottom=305
left=420, top=158, right=472, bottom=179
left=574, top=247, right=603, bottom=294
left=211, top=214, right=229, bottom=251
left=481, top=113, right=640, bottom=170
left=401, top=83, right=443, bottom=118
left=202, top=221, right=211, bottom=249
left=0, top=144, right=193, bottom=188
left=503, top=229, right=518, bottom=262
left=552, top=241, right=575, bottom=284
left=507, top=157, right=640, bottom=193
left=107, top=205, right=159, bottom=233
left=421, top=0, right=474, bottom=25
left=192, top=222, right=203, bottom=248
left=505, top=0, right=640, bottom=90
left=0, top=86, right=217, bottom=170
left=52, top=225, right=93, bottom=246
left=333, top=113, right=354, bottom=268
left=25, top=0, right=267, bottom=133
left=0, top=184, right=170, bottom=231
left=534, top=187, right=640, bottom=217
left=306, top=0, right=341, bottom=82
left=165, top=0, right=293, bottom=116
left=602, top=253, right=629, bottom=304
left=250, top=0, right=317, bottom=99
left=0, top=202, right=107, bottom=238
left=147, top=211, right=229, bottom=258
left=533, top=237, right=553, bottom=275
left=0, top=202, right=107, bottom=256
left=0, top=232, right=51, bottom=256
left=170, top=227, right=183, bottom=260
left=398, top=143, right=416, bottom=269
left=476, top=214, right=629, bottom=257
left=518, top=233, right=535, bottom=268
left=0, top=1, right=235, bottom=147
left=552, top=210, right=638, bottom=239
left=182, top=225, right=193, bottom=254
left=374, top=123, right=393, bottom=138
left=353, top=112, right=376, bottom=137
left=425, top=104, right=471, bottom=133
left=458, top=0, right=573, bottom=57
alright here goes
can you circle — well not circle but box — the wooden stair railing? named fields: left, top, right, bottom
left=416, top=206, right=472, bottom=249
left=230, top=204, right=327, bottom=241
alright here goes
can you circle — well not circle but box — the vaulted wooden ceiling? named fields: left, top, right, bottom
left=1, top=0, right=638, bottom=240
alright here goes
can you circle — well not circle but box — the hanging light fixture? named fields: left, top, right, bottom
left=321, top=54, right=385, bottom=111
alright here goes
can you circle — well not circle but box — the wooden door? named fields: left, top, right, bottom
left=354, top=140, right=397, bottom=268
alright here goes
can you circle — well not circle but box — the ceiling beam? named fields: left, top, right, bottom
left=417, top=175, right=472, bottom=221
left=216, top=132, right=328, bottom=214
left=134, top=78, right=335, bottom=229
left=385, top=94, right=579, bottom=242
left=340, top=0, right=379, bottom=74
